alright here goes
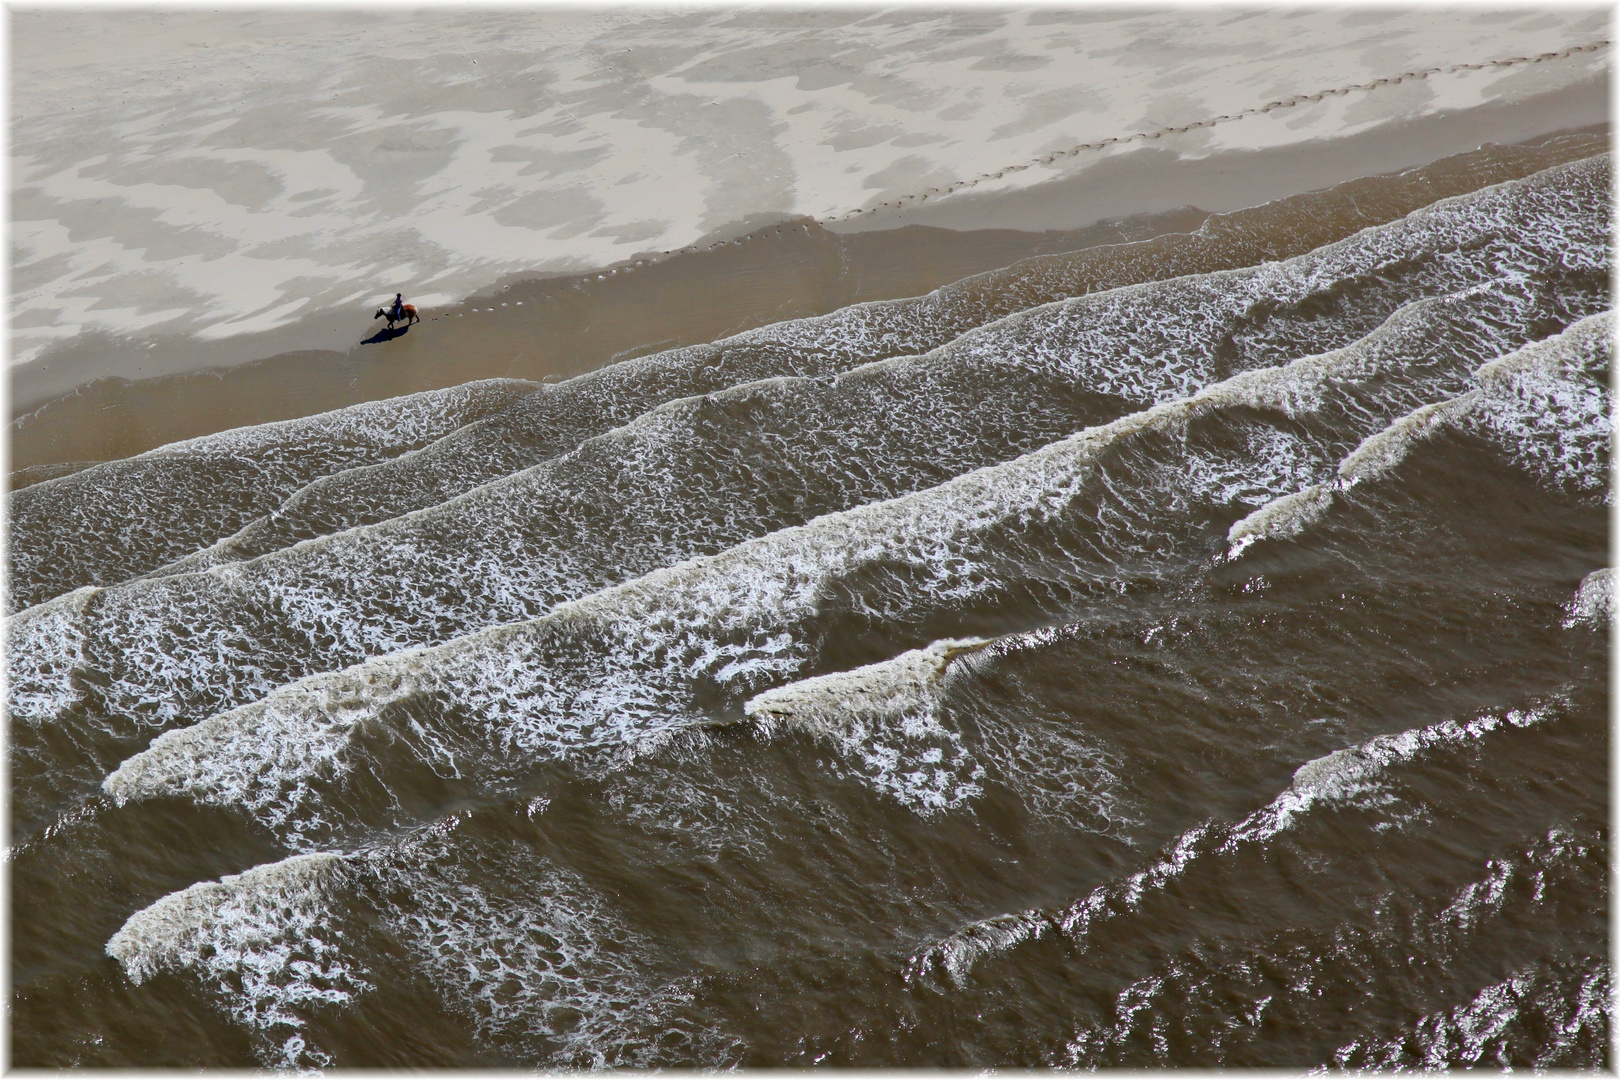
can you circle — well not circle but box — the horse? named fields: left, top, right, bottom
left=374, top=303, right=419, bottom=330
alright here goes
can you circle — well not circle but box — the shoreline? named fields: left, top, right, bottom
left=8, top=206, right=1209, bottom=470
left=12, top=8, right=1609, bottom=413
left=9, top=80, right=1610, bottom=470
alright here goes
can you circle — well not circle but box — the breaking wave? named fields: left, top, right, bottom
left=12, top=144, right=1607, bottom=1069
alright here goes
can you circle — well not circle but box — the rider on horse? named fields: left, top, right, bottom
left=374, top=293, right=419, bottom=331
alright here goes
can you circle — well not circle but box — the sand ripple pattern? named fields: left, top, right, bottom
left=841, top=40, right=1613, bottom=222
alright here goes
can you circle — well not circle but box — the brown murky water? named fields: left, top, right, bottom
left=7, top=131, right=1610, bottom=1068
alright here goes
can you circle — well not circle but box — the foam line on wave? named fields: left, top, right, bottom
left=743, top=637, right=993, bottom=814
left=903, top=696, right=1568, bottom=990
left=1469, top=310, right=1614, bottom=498
left=6, top=378, right=537, bottom=612
left=6, top=586, right=99, bottom=726
left=104, top=851, right=357, bottom=1069
left=96, top=285, right=1598, bottom=845
left=12, top=155, right=1609, bottom=769
left=136, top=146, right=1615, bottom=576
left=105, top=825, right=734, bottom=1069
left=1226, top=309, right=1613, bottom=559
left=1054, top=826, right=1605, bottom=1067
left=1328, top=958, right=1610, bottom=1070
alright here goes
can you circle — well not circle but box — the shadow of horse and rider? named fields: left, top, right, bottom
left=362, top=301, right=420, bottom=344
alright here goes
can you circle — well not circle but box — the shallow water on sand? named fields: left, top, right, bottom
left=7, top=135, right=1611, bottom=1068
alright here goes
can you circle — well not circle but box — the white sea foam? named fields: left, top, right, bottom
left=375, top=832, right=734, bottom=1068
left=6, top=586, right=99, bottom=725
left=907, top=818, right=1223, bottom=989
left=97, top=278, right=1602, bottom=844
left=8, top=378, right=537, bottom=612
left=153, top=378, right=536, bottom=464
left=105, top=851, right=358, bottom=1069
left=743, top=632, right=1141, bottom=832
left=1227, top=704, right=1552, bottom=848
left=106, top=828, right=734, bottom=1069
left=123, top=199, right=1607, bottom=625
left=1225, top=309, right=1614, bottom=558
left=1471, top=309, right=1614, bottom=499
left=744, top=638, right=990, bottom=814
left=1563, top=566, right=1614, bottom=628
left=1224, top=392, right=1483, bottom=559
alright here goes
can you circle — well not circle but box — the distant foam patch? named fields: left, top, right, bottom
left=1564, top=567, right=1614, bottom=628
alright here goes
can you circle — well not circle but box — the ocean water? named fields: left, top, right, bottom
left=8, top=143, right=1610, bottom=1067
